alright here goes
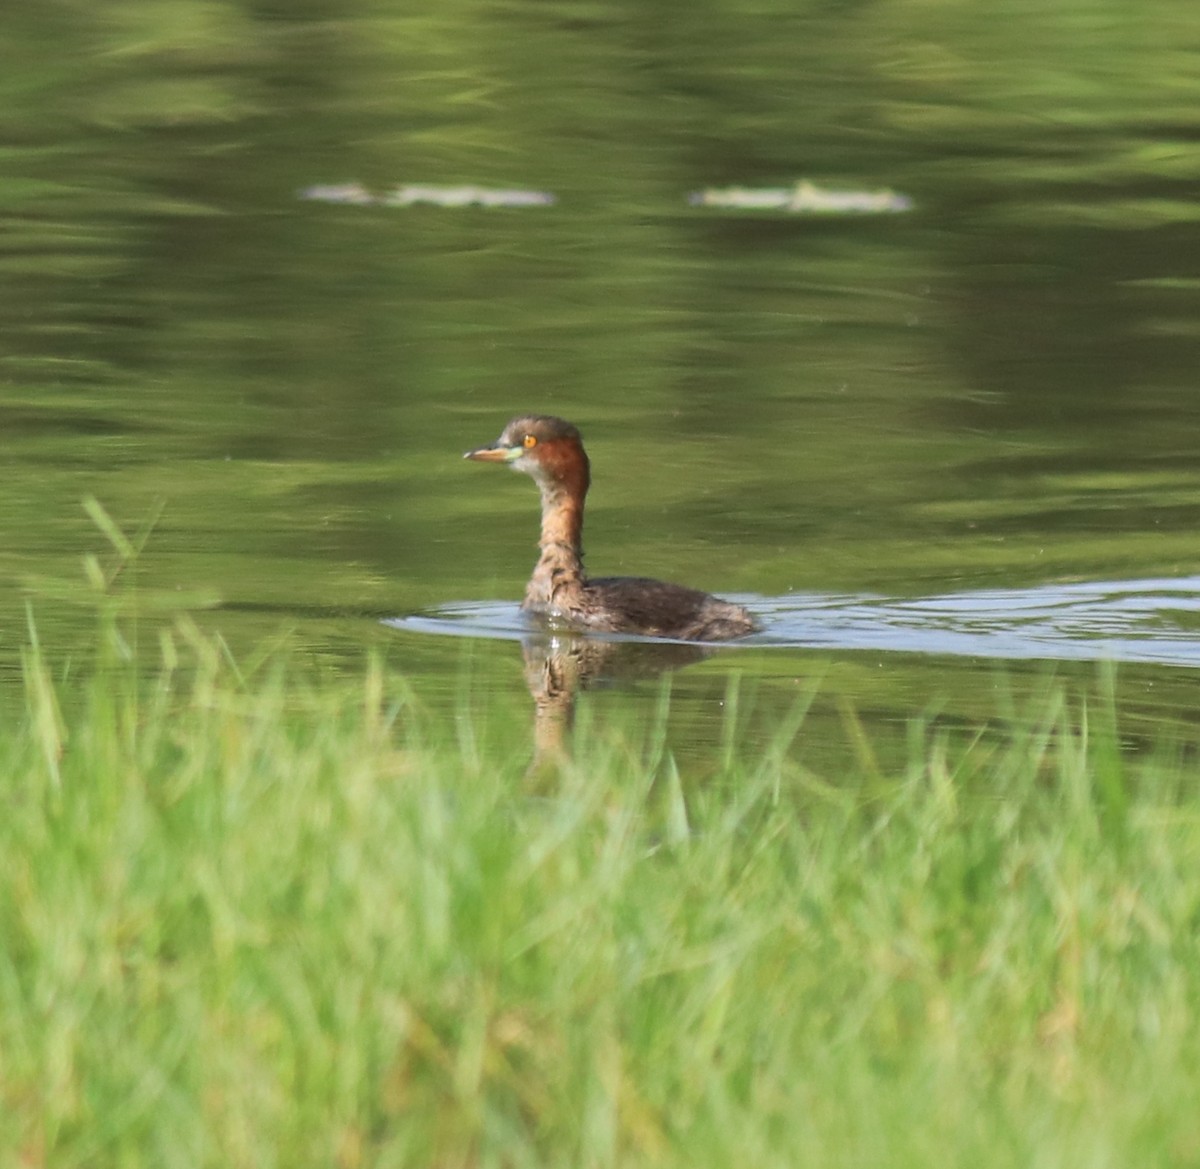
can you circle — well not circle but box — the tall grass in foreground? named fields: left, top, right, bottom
left=3, top=617, right=1200, bottom=1168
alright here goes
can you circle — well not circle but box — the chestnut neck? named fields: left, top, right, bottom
left=525, top=446, right=590, bottom=611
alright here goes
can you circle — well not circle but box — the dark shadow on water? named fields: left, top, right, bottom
left=388, top=606, right=727, bottom=772
left=518, top=634, right=713, bottom=772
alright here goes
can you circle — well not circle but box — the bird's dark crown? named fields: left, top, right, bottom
left=498, top=415, right=582, bottom=447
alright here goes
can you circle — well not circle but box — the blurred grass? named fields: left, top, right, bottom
left=3, top=601, right=1200, bottom=1166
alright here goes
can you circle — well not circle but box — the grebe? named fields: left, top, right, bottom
left=464, top=415, right=755, bottom=642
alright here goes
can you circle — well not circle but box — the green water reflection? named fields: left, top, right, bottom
left=2, top=0, right=1200, bottom=757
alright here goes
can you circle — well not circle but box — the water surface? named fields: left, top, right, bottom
left=3, top=1, right=1200, bottom=760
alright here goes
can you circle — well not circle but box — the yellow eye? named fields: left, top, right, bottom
left=523, top=434, right=538, bottom=449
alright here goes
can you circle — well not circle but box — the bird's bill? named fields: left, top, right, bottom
left=463, top=443, right=521, bottom=463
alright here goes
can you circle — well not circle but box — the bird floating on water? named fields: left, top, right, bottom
left=464, top=415, right=754, bottom=642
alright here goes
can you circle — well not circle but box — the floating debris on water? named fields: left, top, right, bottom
left=298, top=182, right=376, bottom=205
left=298, top=183, right=556, bottom=208
left=689, top=181, right=913, bottom=214
left=296, top=181, right=909, bottom=213
left=385, top=185, right=556, bottom=208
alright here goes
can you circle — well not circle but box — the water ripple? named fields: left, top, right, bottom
left=390, top=577, right=1200, bottom=668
